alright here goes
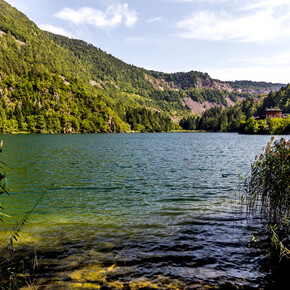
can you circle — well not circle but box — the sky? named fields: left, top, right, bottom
left=4, top=0, right=290, bottom=83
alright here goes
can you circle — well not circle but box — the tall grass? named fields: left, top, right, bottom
left=241, top=137, right=290, bottom=260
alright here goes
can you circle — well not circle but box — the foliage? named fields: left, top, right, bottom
left=257, top=85, right=290, bottom=115
left=241, top=138, right=290, bottom=260
left=0, top=251, right=31, bottom=289
left=228, top=80, right=284, bottom=93
left=0, top=0, right=172, bottom=133
left=180, top=102, right=248, bottom=132
left=125, top=107, right=179, bottom=132
left=0, top=0, right=129, bottom=133
left=180, top=84, right=290, bottom=133
left=239, top=117, right=290, bottom=135
left=179, top=115, right=201, bottom=130
left=149, top=70, right=209, bottom=90
left=0, top=0, right=287, bottom=134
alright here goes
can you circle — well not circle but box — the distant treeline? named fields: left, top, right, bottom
left=125, top=107, right=178, bottom=132
left=228, top=80, right=284, bottom=92
left=179, top=84, right=290, bottom=134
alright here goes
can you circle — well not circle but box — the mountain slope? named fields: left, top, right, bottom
left=179, top=84, right=290, bottom=133
left=0, top=0, right=286, bottom=133
left=228, top=80, right=284, bottom=95
left=40, top=33, right=286, bottom=107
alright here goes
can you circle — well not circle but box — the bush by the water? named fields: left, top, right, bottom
left=241, top=137, right=290, bottom=260
left=239, top=117, right=290, bottom=135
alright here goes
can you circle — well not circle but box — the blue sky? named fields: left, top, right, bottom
left=5, top=0, right=290, bottom=83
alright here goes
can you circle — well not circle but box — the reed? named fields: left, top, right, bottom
left=241, top=137, right=290, bottom=260
left=0, top=141, right=43, bottom=288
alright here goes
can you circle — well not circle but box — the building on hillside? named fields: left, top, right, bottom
left=265, top=108, right=283, bottom=119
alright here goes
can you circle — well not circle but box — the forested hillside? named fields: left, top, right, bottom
left=0, top=0, right=180, bottom=133
left=0, top=0, right=286, bottom=133
left=0, top=0, right=129, bottom=133
left=228, top=81, right=284, bottom=94
left=180, top=85, right=290, bottom=134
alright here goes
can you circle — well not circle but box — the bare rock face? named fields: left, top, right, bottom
left=182, top=98, right=222, bottom=115
left=145, top=74, right=177, bottom=91
left=108, top=115, right=117, bottom=133
left=196, top=76, right=234, bottom=92
left=146, top=71, right=283, bottom=96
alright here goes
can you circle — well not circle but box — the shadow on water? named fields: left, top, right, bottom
left=13, top=208, right=287, bottom=289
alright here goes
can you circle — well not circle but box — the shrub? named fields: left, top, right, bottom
left=241, top=137, right=290, bottom=259
left=239, top=117, right=290, bottom=135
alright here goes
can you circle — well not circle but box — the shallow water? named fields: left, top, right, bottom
left=1, top=133, right=288, bottom=288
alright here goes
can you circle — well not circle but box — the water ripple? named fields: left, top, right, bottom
left=1, top=133, right=288, bottom=287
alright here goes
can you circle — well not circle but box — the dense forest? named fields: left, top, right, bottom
left=0, top=0, right=287, bottom=134
left=0, top=0, right=182, bottom=133
left=179, top=85, right=290, bottom=134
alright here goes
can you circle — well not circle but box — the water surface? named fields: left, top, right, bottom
left=1, top=133, right=287, bottom=288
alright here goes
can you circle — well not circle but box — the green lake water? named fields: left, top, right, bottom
left=0, top=133, right=288, bottom=288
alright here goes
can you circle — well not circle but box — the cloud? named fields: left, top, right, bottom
left=164, top=0, right=229, bottom=2
left=166, top=0, right=288, bottom=4
left=176, top=8, right=290, bottom=42
left=210, top=66, right=290, bottom=83
left=146, top=17, right=163, bottom=23
left=242, top=0, right=290, bottom=10
left=243, top=52, right=290, bottom=66
left=55, top=3, right=138, bottom=29
left=39, top=24, right=71, bottom=37
left=209, top=50, right=290, bottom=83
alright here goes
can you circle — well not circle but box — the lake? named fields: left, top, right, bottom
left=0, top=133, right=288, bottom=288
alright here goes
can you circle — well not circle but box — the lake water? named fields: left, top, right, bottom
left=0, top=133, right=288, bottom=288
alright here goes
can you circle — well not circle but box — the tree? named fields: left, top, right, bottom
left=219, top=111, right=228, bottom=132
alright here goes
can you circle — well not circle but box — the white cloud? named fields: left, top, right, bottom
left=243, top=52, right=290, bottom=66
left=176, top=8, right=290, bottom=42
left=210, top=66, right=290, bottom=83
left=164, top=0, right=229, bottom=2
left=242, top=0, right=290, bottom=10
left=166, top=0, right=288, bottom=5
left=39, top=24, right=71, bottom=37
left=147, top=17, right=163, bottom=23
left=55, top=3, right=138, bottom=29
left=207, top=50, right=290, bottom=83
